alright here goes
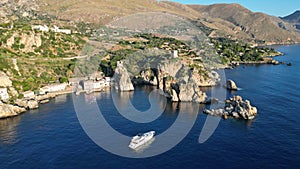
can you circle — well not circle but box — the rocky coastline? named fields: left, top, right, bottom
left=114, top=59, right=209, bottom=103
left=0, top=89, right=73, bottom=119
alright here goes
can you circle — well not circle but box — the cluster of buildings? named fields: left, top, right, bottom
left=0, top=77, right=112, bottom=102
left=32, top=25, right=71, bottom=34
left=19, top=77, right=112, bottom=99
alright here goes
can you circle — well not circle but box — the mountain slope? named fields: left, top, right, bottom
left=188, top=3, right=300, bottom=44
left=1, top=0, right=300, bottom=45
left=281, top=11, right=300, bottom=23
left=281, top=11, right=300, bottom=30
left=37, top=0, right=201, bottom=24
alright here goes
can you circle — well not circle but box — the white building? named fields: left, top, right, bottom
left=23, top=91, right=35, bottom=99
left=82, top=80, right=108, bottom=91
left=32, top=25, right=49, bottom=32
left=39, top=86, right=49, bottom=95
left=0, top=88, right=9, bottom=100
left=51, top=25, right=71, bottom=34
left=99, top=79, right=110, bottom=86
left=172, top=50, right=178, bottom=58
left=93, top=81, right=102, bottom=89
left=82, top=81, right=94, bottom=91
left=69, top=77, right=87, bottom=86
left=39, top=83, right=67, bottom=94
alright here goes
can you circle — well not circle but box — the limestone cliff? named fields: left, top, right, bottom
left=178, top=82, right=207, bottom=103
left=130, top=58, right=208, bottom=103
left=114, top=61, right=134, bottom=91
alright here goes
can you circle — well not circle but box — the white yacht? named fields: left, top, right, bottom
left=129, top=131, right=155, bottom=149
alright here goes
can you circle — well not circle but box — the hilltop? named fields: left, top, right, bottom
left=1, top=1, right=299, bottom=45
left=188, top=4, right=300, bottom=45
left=32, top=1, right=300, bottom=45
left=281, top=10, right=300, bottom=30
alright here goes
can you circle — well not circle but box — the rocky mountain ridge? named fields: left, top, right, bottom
left=1, top=1, right=299, bottom=45
left=31, top=0, right=300, bottom=45
left=281, top=10, right=300, bottom=30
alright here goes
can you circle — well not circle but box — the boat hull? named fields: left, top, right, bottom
left=129, top=131, right=155, bottom=149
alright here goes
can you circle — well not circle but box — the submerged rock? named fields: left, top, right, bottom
left=204, top=95, right=257, bottom=120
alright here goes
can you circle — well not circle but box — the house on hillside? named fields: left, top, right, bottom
left=82, top=80, right=108, bottom=91
left=0, top=88, right=9, bottom=100
left=51, top=25, right=71, bottom=34
left=82, top=81, right=94, bottom=91
left=32, top=25, right=49, bottom=32
left=39, top=83, right=67, bottom=95
left=23, top=91, right=35, bottom=99
left=69, top=77, right=87, bottom=86
left=172, top=50, right=178, bottom=58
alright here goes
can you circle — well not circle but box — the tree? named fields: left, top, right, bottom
left=59, top=77, right=68, bottom=83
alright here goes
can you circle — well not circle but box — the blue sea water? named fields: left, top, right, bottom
left=0, top=45, right=299, bottom=169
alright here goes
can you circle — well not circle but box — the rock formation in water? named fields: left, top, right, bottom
left=204, top=95, right=257, bottom=120
left=226, top=79, right=238, bottom=90
left=178, top=82, right=207, bottom=103
left=133, top=59, right=208, bottom=103
left=114, top=61, right=134, bottom=91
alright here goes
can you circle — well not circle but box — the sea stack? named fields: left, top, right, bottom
left=226, top=79, right=238, bottom=90
left=114, top=61, right=134, bottom=92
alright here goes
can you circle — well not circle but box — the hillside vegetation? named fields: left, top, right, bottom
left=32, top=0, right=300, bottom=45
left=0, top=0, right=296, bottom=95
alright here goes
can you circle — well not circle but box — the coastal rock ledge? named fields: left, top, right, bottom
left=0, top=102, right=26, bottom=119
left=204, top=95, right=258, bottom=120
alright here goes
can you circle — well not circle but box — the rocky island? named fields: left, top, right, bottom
left=204, top=95, right=258, bottom=120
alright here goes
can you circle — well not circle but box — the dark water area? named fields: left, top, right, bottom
left=0, top=45, right=299, bottom=169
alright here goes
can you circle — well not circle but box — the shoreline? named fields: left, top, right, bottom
left=0, top=44, right=291, bottom=120
left=0, top=86, right=109, bottom=119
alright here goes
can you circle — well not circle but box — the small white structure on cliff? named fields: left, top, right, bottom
left=0, top=88, right=9, bottom=100
left=32, top=25, right=49, bottom=32
left=172, top=50, right=178, bottom=58
left=23, top=91, right=35, bottom=99
left=51, top=25, right=71, bottom=34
